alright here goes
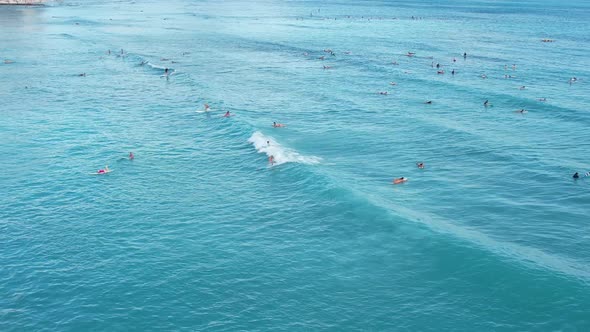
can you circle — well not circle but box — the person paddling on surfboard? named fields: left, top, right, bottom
left=273, top=122, right=286, bottom=128
left=97, top=165, right=110, bottom=174
left=224, top=111, right=231, bottom=117
left=129, top=152, right=134, bottom=160
left=393, top=177, right=407, bottom=184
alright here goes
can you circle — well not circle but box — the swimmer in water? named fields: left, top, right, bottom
left=538, top=98, right=547, bottom=102
left=78, top=73, right=86, bottom=77
left=379, top=91, right=388, bottom=95
left=393, top=177, right=407, bottom=184
left=97, top=165, right=110, bottom=174
left=273, top=122, right=286, bottom=128
left=390, top=82, right=397, bottom=86
left=437, top=70, right=445, bottom=74
left=519, top=86, right=526, bottom=90
left=129, top=152, right=134, bottom=160
left=416, top=162, right=424, bottom=169
left=573, top=172, right=579, bottom=179
left=451, top=69, right=455, bottom=75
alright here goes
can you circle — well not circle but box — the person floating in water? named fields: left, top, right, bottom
left=393, top=177, right=407, bottom=184
left=97, top=165, right=110, bottom=174
left=129, top=152, right=134, bottom=160
left=416, top=162, right=425, bottom=169
left=273, top=122, right=286, bottom=128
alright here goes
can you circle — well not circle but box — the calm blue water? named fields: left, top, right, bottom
left=1, top=0, right=589, bottom=330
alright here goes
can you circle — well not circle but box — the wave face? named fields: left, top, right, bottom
left=1, top=0, right=590, bottom=331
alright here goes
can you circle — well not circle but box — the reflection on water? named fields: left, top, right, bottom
left=0, top=5, right=45, bottom=31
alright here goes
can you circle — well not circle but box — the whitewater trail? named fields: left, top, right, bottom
left=248, top=131, right=321, bottom=166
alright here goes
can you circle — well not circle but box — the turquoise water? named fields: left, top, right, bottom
left=1, top=0, right=589, bottom=330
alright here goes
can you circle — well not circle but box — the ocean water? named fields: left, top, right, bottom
left=1, top=0, right=589, bottom=330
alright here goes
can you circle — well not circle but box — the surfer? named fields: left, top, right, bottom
left=273, top=122, right=286, bottom=128
left=204, top=103, right=210, bottom=111
left=573, top=172, right=579, bottom=179
left=224, top=111, right=231, bottom=117
left=379, top=91, right=388, bottom=95
left=129, top=152, right=134, bottom=160
left=393, top=177, right=407, bottom=184
left=484, top=100, right=489, bottom=107
left=97, top=165, right=110, bottom=174
left=416, top=162, right=425, bottom=169
left=425, top=101, right=432, bottom=104
left=515, top=109, right=527, bottom=114
left=269, top=155, right=275, bottom=165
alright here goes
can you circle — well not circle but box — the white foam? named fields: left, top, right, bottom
left=248, top=131, right=321, bottom=166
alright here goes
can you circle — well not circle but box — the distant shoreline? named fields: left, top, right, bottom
left=0, top=0, right=44, bottom=4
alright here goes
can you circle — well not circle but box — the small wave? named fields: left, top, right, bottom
left=248, top=131, right=321, bottom=166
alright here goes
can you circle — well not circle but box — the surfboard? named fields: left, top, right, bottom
left=195, top=109, right=216, bottom=113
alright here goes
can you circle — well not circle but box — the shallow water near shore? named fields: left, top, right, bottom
left=1, top=0, right=590, bottom=330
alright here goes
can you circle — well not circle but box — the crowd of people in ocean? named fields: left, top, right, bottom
left=45, top=15, right=583, bottom=183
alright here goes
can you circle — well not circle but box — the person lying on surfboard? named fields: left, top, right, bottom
left=393, top=177, right=407, bottom=184
left=273, top=122, right=286, bottom=128
left=97, top=165, right=110, bottom=174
